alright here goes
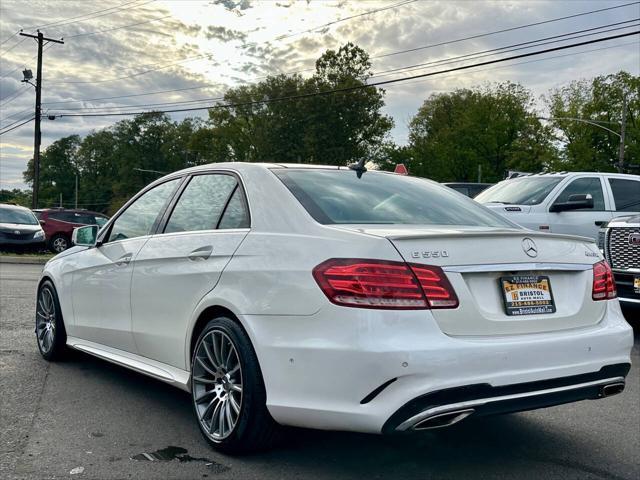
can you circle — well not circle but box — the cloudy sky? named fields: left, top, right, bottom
left=1, top=0, right=638, bottom=189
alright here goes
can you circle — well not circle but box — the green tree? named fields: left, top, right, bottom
left=546, top=71, right=639, bottom=172
left=408, top=82, right=558, bottom=182
left=205, top=43, right=393, bottom=165
left=24, top=135, right=82, bottom=208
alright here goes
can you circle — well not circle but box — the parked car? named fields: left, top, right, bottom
left=475, top=172, right=640, bottom=240
left=0, top=203, right=46, bottom=250
left=33, top=208, right=109, bottom=253
left=598, top=214, right=640, bottom=311
left=36, top=163, right=632, bottom=453
left=443, top=182, right=493, bottom=198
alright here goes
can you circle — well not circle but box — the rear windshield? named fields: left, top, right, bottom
left=475, top=177, right=563, bottom=205
left=273, top=169, right=514, bottom=227
left=0, top=206, right=39, bottom=225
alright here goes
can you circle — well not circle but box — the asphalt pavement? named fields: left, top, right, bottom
left=1, top=262, right=638, bottom=480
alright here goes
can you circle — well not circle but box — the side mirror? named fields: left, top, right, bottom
left=550, top=193, right=594, bottom=213
left=72, top=225, right=98, bottom=247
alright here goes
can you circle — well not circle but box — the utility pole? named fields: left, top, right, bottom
left=19, top=30, right=64, bottom=209
left=617, top=93, right=627, bottom=173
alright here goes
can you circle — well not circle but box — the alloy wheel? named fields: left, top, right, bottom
left=36, top=287, right=56, bottom=354
left=52, top=237, right=68, bottom=253
left=192, top=330, right=243, bottom=441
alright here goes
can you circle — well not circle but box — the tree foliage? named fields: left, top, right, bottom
left=545, top=71, right=639, bottom=172
left=408, top=82, right=559, bottom=182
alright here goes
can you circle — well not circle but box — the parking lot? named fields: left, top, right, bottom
left=1, top=262, right=638, bottom=480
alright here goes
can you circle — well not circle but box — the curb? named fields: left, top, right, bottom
left=0, top=256, right=49, bottom=265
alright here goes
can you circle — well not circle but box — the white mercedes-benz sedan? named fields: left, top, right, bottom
left=36, top=163, right=633, bottom=453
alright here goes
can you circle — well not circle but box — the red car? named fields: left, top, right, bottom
left=34, top=209, right=109, bottom=253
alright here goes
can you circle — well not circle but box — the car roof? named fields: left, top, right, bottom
left=36, top=208, right=105, bottom=215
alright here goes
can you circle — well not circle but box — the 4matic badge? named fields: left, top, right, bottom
left=411, top=250, right=449, bottom=259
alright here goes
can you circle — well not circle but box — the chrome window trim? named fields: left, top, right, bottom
left=443, top=262, right=594, bottom=273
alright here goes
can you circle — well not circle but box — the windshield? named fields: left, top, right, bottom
left=475, top=177, right=563, bottom=205
left=274, top=169, right=515, bottom=228
left=0, top=207, right=39, bottom=225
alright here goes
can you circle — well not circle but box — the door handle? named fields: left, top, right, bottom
left=114, top=254, right=132, bottom=266
left=594, top=221, right=607, bottom=227
left=188, top=246, right=213, bottom=261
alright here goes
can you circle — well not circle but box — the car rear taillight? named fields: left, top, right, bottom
left=592, top=260, right=616, bottom=301
left=312, top=258, right=458, bottom=309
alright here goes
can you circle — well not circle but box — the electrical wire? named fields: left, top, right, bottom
left=49, top=31, right=639, bottom=119
left=47, top=23, right=638, bottom=114
left=0, top=30, right=19, bottom=47
left=0, top=86, right=30, bottom=107
left=370, top=0, right=640, bottom=60
left=0, top=116, right=34, bottom=136
left=37, top=1, right=640, bottom=98
left=26, top=0, right=155, bottom=31
left=66, top=13, right=174, bottom=39
left=0, top=36, right=27, bottom=57
left=369, top=21, right=640, bottom=80
left=270, top=0, right=418, bottom=42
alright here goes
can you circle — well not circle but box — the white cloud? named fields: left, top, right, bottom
left=0, top=0, right=638, bottom=189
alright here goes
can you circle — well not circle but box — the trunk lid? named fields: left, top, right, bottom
left=332, top=225, right=604, bottom=336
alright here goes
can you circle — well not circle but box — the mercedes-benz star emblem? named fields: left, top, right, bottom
left=522, top=237, right=538, bottom=258
left=14, top=230, right=21, bottom=235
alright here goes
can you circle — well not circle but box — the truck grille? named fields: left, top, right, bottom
left=605, top=227, right=640, bottom=270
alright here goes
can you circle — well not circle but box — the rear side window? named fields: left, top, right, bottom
left=274, top=169, right=514, bottom=227
left=218, top=187, right=250, bottom=229
left=165, top=174, right=238, bottom=233
left=608, top=178, right=640, bottom=212
left=553, top=177, right=605, bottom=211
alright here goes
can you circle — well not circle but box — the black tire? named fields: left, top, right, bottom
left=35, top=280, right=68, bottom=361
left=49, top=233, right=70, bottom=253
left=191, top=317, right=280, bottom=454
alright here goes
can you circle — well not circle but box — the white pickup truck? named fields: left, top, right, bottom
left=475, top=172, right=640, bottom=240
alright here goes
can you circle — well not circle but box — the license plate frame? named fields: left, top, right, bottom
left=500, top=275, right=556, bottom=316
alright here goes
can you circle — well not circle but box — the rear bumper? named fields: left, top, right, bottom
left=0, top=238, right=46, bottom=247
left=243, top=299, right=633, bottom=434
left=383, top=363, right=629, bottom=432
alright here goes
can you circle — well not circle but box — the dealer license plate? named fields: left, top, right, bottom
left=500, top=275, right=556, bottom=316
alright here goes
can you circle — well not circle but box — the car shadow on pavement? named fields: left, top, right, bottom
left=49, top=348, right=636, bottom=480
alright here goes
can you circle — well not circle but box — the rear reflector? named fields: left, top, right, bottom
left=313, top=258, right=458, bottom=309
left=592, top=260, right=616, bottom=301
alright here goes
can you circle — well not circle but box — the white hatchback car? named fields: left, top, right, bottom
left=475, top=172, right=640, bottom=240
left=36, top=163, right=633, bottom=453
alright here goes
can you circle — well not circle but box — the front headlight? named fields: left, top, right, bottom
left=33, top=230, right=45, bottom=239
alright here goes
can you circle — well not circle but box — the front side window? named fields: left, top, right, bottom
left=475, top=177, right=563, bottom=205
left=165, top=174, right=238, bottom=233
left=552, top=177, right=605, bottom=211
left=107, top=179, right=180, bottom=243
left=274, top=169, right=514, bottom=227
left=608, top=178, right=640, bottom=212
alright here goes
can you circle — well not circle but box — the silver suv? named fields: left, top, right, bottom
left=599, top=215, right=640, bottom=309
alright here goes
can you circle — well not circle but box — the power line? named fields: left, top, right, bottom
left=0, top=86, right=31, bottom=107
left=66, top=12, right=173, bottom=39
left=370, top=0, right=640, bottom=61
left=1, top=42, right=54, bottom=79
left=47, top=53, right=214, bottom=84
left=0, top=30, right=19, bottom=47
left=0, top=111, right=35, bottom=131
left=50, top=31, right=639, bottom=119
left=37, top=1, right=640, bottom=104
left=0, top=36, right=27, bottom=56
left=47, top=23, right=638, bottom=114
left=369, top=20, right=640, bottom=80
left=26, top=0, right=154, bottom=31
left=0, top=116, right=34, bottom=136
left=271, top=0, right=418, bottom=42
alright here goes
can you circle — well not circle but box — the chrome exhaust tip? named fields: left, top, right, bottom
left=600, top=382, right=625, bottom=398
left=412, top=409, right=475, bottom=430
